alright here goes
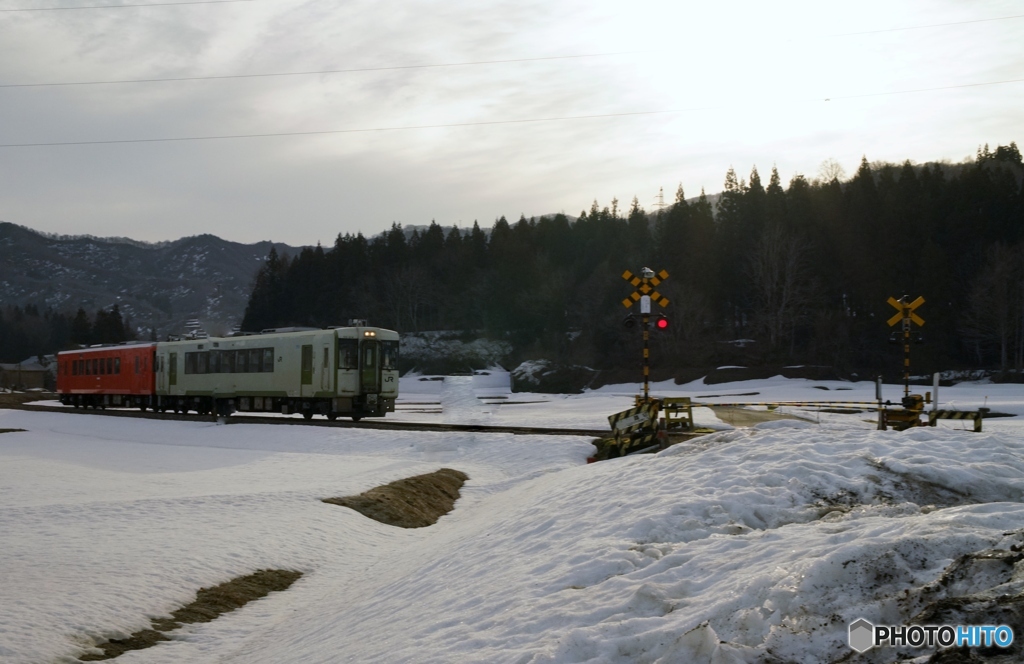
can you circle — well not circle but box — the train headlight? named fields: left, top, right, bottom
left=363, top=331, right=376, bottom=337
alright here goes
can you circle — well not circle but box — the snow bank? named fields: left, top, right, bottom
left=3, top=386, right=1024, bottom=663
left=225, top=426, right=1024, bottom=663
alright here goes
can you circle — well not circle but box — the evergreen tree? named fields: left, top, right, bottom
left=71, top=308, right=92, bottom=345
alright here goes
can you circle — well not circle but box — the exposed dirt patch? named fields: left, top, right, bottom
left=79, top=569, right=302, bottom=661
left=708, top=406, right=809, bottom=427
left=322, top=468, right=468, bottom=528
left=915, top=546, right=1024, bottom=663
left=0, top=392, right=52, bottom=408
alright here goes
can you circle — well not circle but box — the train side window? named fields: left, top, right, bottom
left=185, top=352, right=197, bottom=375
left=338, top=339, right=358, bottom=369
left=100, top=359, right=106, bottom=375
left=199, top=352, right=210, bottom=374
left=135, top=356, right=140, bottom=374
left=249, top=349, right=262, bottom=373
left=236, top=349, right=248, bottom=373
left=263, top=348, right=274, bottom=372
left=114, top=358, right=121, bottom=374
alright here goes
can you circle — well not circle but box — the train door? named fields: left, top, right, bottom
left=337, top=338, right=358, bottom=395
left=360, top=339, right=380, bottom=393
left=300, top=345, right=313, bottom=394
left=320, top=345, right=331, bottom=391
left=157, top=354, right=166, bottom=391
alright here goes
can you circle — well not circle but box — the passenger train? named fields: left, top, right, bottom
left=56, top=324, right=399, bottom=420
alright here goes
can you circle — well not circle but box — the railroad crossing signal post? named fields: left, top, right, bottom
left=881, top=295, right=929, bottom=430
left=622, top=268, right=669, bottom=400
left=887, top=295, right=925, bottom=398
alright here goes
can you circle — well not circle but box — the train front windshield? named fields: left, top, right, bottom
left=380, top=341, right=398, bottom=370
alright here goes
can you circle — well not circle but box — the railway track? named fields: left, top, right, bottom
left=12, top=402, right=611, bottom=438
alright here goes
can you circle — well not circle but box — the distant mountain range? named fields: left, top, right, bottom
left=0, top=222, right=302, bottom=338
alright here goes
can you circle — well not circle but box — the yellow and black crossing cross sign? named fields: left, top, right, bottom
left=622, top=268, right=670, bottom=308
left=887, top=295, right=925, bottom=327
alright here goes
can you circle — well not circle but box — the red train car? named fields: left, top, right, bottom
left=57, top=343, right=157, bottom=409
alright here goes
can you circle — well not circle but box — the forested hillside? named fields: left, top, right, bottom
left=244, top=144, right=1024, bottom=377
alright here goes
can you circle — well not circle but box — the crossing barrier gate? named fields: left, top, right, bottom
left=929, top=408, right=988, bottom=432
left=607, top=402, right=659, bottom=457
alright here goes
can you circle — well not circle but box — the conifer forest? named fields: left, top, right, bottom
left=242, top=145, right=1024, bottom=379
left=5, top=145, right=1022, bottom=380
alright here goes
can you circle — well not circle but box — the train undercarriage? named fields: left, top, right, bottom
left=60, top=393, right=395, bottom=421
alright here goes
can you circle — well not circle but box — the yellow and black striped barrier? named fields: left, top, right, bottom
left=607, top=402, right=659, bottom=457
left=692, top=401, right=883, bottom=408
left=929, top=408, right=988, bottom=432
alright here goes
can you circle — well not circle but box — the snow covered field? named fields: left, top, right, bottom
left=3, top=376, right=1024, bottom=663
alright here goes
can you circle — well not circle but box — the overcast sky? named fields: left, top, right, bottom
left=1, top=0, right=1022, bottom=246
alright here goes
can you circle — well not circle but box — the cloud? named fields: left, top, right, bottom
left=0, top=0, right=1021, bottom=245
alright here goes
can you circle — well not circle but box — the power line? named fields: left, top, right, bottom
left=1, top=14, right=1019, bottom=87
left=830, top=13, right=1024, bottom=37
left=826, top=77, right=1024, bottom=101
left=0, top=0, right=254, bottom=11
left=0, top=52, right=638, bottom=88
left=3, top=76, right=1022, bottom=149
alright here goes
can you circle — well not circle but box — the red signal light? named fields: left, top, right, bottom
left=655, top=316, right=669, bottom=330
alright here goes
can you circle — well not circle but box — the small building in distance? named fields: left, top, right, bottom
left=0, top=359, right=49, bottom=390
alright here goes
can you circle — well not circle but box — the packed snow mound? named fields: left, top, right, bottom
left=5, top=395, right=1024, bottom=663
left=235, top=425, right=1024, bottom=663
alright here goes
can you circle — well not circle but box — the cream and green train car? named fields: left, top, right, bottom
left=154, top=326, right=399, bottom=420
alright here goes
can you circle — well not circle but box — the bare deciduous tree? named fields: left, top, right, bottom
left=961, top=243, right=1024, bottom=371
left=748, top=223, right=817, bottom=355
left=817, top=158, right=846, bottom=183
